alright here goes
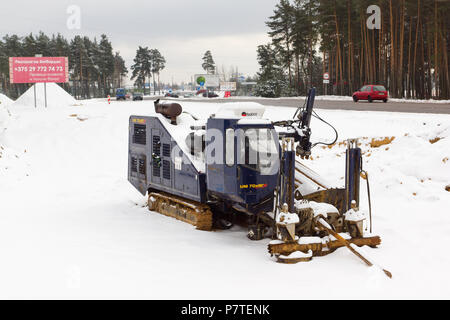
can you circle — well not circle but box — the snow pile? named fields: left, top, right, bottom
left=0, top=101, right=12, bottom=133
left=0, top=93, right=13, bottom=106
left=0, top=104, right=10, bottom=128
left=276, top=210, right=299, bottom=224
left=279, top=250, right=312, bottom=260
left=157, top=112, right=206, bottom=172
left=295, top=200, right=339, bottom=216
left=12, top=83, right=77, bottom=108
left=344, top=208, right=366, bottom=222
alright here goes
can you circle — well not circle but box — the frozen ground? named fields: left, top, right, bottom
left=0, top=96, right=449, bottom=299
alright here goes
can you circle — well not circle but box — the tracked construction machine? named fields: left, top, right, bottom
left=128, top=88, right=391, bottom=277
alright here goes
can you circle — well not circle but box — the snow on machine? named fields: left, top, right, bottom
left=127, top=89, right=391, bottom=277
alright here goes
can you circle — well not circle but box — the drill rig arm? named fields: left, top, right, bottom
left=273, top=88, right=316, bottom=159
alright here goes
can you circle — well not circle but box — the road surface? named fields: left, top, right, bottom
left=145, top=96, right=450, bottom=114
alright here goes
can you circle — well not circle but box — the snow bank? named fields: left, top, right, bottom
left=0, top=94, right=12, bottom=129
left=0, top=97, right=12, bottom=132
left=0, top=106, right=10, bottom=126
left=0, top=93, right=13, bottom=106
left=12, top=83, right=77, bottom=108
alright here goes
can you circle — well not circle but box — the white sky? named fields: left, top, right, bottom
left=0, top=0, right=279, bottom=84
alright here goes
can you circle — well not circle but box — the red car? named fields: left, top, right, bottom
left=353, top=85, right=388, bottom=103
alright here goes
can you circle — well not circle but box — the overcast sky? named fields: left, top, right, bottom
left=0, top=0, right=279, bottom=84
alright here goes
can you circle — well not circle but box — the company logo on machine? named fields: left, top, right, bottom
left=241, top=112, right=258, bottom=117
left=132, top=118, right=146, bottom=124
left=240, top=184, right=268, bottom=189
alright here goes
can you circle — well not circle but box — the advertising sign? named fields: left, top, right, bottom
left=9, top=57, right=69, bottom=84
left=194, top=74, right=220, bottom=87
left=220, top=82, right=237, bottom=91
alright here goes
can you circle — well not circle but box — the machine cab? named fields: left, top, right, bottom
left=206, top=105, right=280, bottom=214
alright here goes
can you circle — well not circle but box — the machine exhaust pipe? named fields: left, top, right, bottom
left=154, top=99, right=182, bottom=124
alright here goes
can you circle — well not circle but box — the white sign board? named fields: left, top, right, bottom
left=323, top=80, right=330, bottom=84
left=220, top=82, right=237, bottom=91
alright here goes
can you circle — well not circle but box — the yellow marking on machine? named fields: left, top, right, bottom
left=240, top=184, right=268, bottom=189
left=132, top=118, right=146, bottom=124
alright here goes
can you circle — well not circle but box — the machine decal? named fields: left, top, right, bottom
left=240, top=184, right=268, bottom=189
left=132, top=118, right=146, bottom=124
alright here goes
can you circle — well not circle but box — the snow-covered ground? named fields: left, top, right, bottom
left=0, top=95, right=449, bottom=299
left=0, top=93, right=13, bottom=106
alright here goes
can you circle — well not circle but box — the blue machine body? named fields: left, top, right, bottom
left=128, top=115, right=207, bottom=203
left=205, top=118, right=279, bottom=214
left=128, top=115, right=280, bottom=215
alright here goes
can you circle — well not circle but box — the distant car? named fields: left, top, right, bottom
left=353, top=85, right=388, bottom=103
left=132, top=92, right=143, bottom=101
left=203, top=92, right=219, bottom=98
left=183, top=92, right=194, bottom=98
left=165, top=92, right=179, bottom=98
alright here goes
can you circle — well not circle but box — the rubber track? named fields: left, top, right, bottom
left=148, top=192, right=213, bottom=231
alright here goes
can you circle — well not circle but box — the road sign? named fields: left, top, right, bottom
left=323, top=72, right=330, bottom=81
left=323, top=80, right=330, bottom=84
left=9, top=57, right=69, bottom=84
left=220, top=82, right=237, bottom=91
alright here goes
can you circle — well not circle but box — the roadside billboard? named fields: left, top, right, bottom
left=220, top=82, right=237, bottom=91
left=194, top=74, right=220, bottom=88
left=9, top=57, right=69, bottom=84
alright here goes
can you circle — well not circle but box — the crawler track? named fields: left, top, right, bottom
left=148, top=192, right=213, bottom=231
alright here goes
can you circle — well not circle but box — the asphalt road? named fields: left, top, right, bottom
left=146, top=96, right=450, bottom=114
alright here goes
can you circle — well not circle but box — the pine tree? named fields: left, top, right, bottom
left=69, top=36, right=89, bottom=98
left=266, top=0, right=295, bottom=87
left=150, top=49, right=166, bottom=94
left=255, top=44, right=288, bottom=97
left=113, top=52, right=128, bottom=89
left=201, top=50, right=215, bottom=74
left=131, top=46, right=152, bottom=94
left=98, top=35, right=115, bottom=96
left=22, top=33, right=37, bottom=56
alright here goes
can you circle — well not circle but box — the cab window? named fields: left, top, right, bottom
left=240, top=128, right=278, bottom=173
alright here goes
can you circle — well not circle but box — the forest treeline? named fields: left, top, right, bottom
left=0, top=32, right=127, bottom=99
left=256, top=0, right=450, bottom=99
